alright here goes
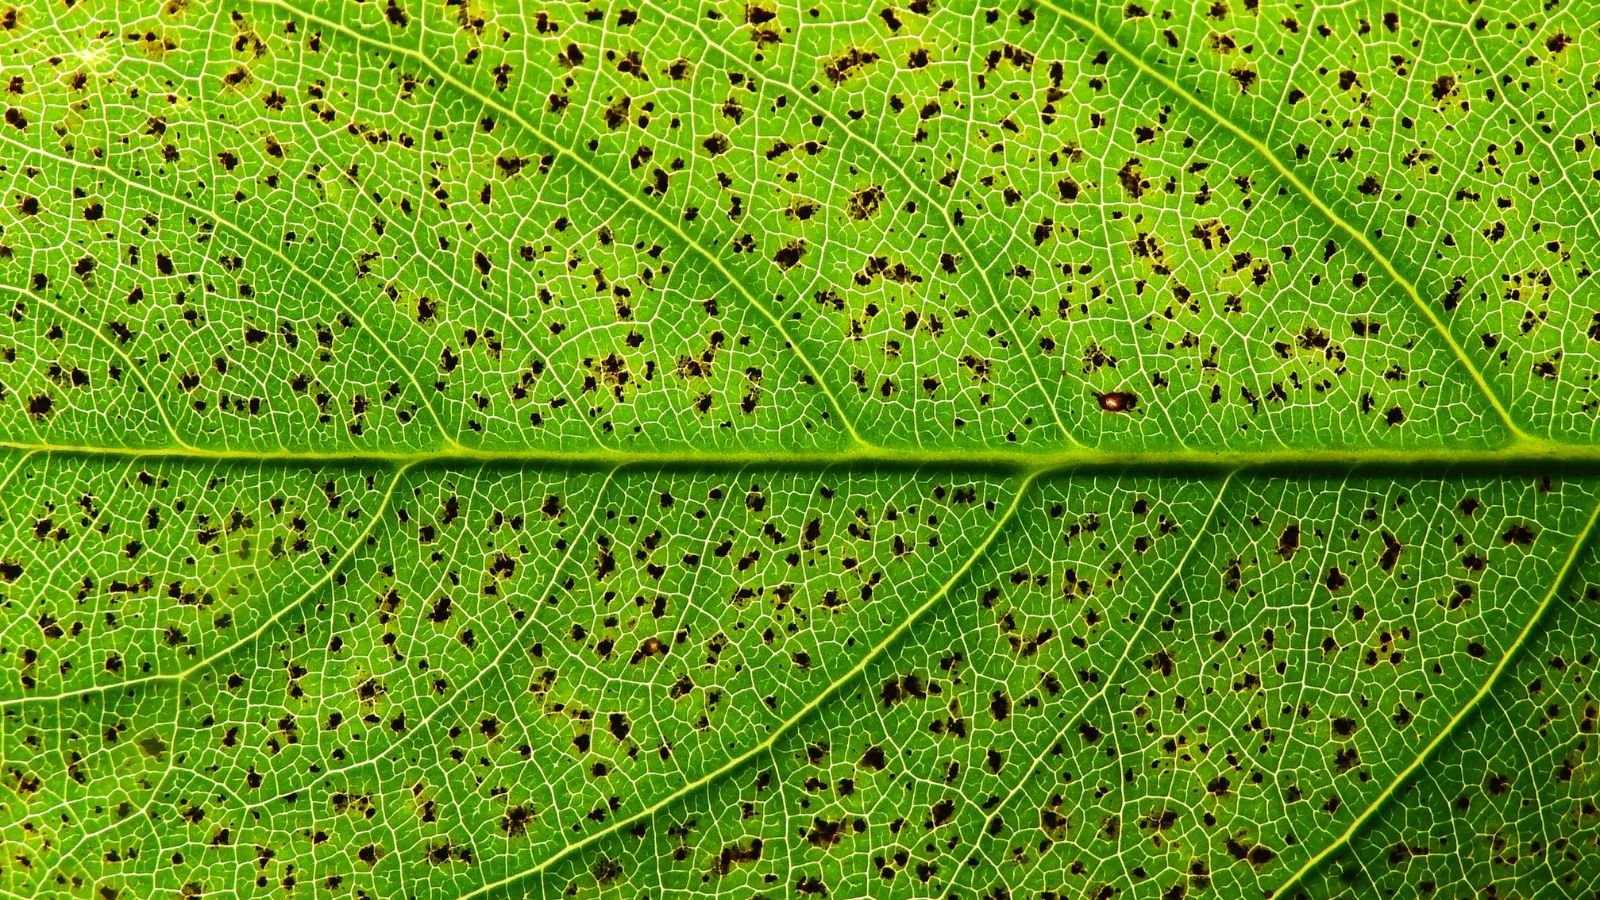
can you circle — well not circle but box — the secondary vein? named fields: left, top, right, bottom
left=1035, top=0, right=1535, bottom=446
left=252, top=0, right=871, bottom=451
left=1268, top=489, right=1600, bottom=897
left=454, top=469, right=1039, bottom=898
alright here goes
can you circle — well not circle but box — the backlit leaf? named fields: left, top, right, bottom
left=1, top=0, right=1598, bottom=897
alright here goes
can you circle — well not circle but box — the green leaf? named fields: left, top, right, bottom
left=1, top=0, right=1598, bottom=897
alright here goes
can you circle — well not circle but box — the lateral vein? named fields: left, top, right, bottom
left=1268, top=490, right=1600, bottom=897
left=1035, top=0, right=1534, bottom=445
left=251, top=0, right=870, bottom=450
left=455, top=471, right=1040, bottom=897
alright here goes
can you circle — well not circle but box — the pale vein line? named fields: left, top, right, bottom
left=1034, top=0, right=1534, bottom=445
left=0, top=463, right=409, bottom=709
left=1, top=437, right=1597, bottom=473
left=1269, top=489, right=1600, bottom=897
left=252, top=0, right=870, bottom=450
left=0, top=284, right=193, bottom=450
left=640, top=0, right=1084, bottom=449
left=0, top=449, right=37, bottom=496
left=233, top=464, right=617, bottom=810
left=454, top=470, right=1040, bottom=898
left=0, top=131, right=461, bottom=452
left=966, top=471, right=1233, bottom=870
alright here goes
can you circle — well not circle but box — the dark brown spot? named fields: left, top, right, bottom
left=1097, top=391, right=1137, bottom=412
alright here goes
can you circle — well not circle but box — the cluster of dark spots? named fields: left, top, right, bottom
left=424, top=840, right=473, bottom=865
left=988, top=690, right=1010, bottom=720
left=773, top=241, right=805, bottom=270
left=594, top=535, right=616, bottom=580
left=1080, top=342, right=1117, bottom=374
left=1142, top=646, right=1179, bottom=678
left=500, top=805, right=534, bottom=836
left=880, top=672, right=931, bottom=706
left=1334, top=746, right=1361, bottom=773
left=981, top=41, right=1033, bottom=73
left=804, top=817, right=845, bottom=847
left=1377, top=531, right=1403, bottom=572
left=712, top=838, right=762, bottom=876
left=1325, top=566, right=1347, bottom=592
left=1502, top=523, right=1536, bottom=545
left=1190, top=219, right=1230, bottom=250
left=787, top=198, right=819, bottom=221
left=848, top=185, right=884, bottom=220
left=824, top=47, right=879, bottom=83
left=854, top=255, right=921, bottom=286
left=1224, top=835, right=1277, bottom=867
left=1277, top=523, right=1300, bottom=560
left=1117, top=158, right=1148, bottom=198
left=859, top=744, right=887, bottom=770
left=494, top=154, right=529, bottom=178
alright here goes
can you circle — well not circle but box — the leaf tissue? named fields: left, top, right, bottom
left=2, top=0, right=1599, bottom=897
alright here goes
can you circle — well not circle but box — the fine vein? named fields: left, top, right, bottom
left=1269, top=491, right=1600, bottom=896
left=456, top=470, right=1039, bottom=897
left=253, top=0, right=870, bottom=450
left=1036, top=0, right=1534, bottom=445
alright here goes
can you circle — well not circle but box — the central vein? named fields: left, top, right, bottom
left=3, top=439, right=1599, bottom=474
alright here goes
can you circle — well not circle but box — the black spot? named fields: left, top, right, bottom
left=989, top=691, right=1010, bottom=721
left=1325, top=567, right=1347, bottom=592
left=1377, top=531, right=1403, bottom=573
left=500, top=805, right=534, bottom=836
left=1277, top=523, right=1300, bottom=560
left=1502, top=524, right=1536, bottom=546
left=773, top=241, right=806, bottom=270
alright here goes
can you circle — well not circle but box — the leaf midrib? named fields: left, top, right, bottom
left=7, top=4, right=1588, bottom=897
left=6, top=439, right=1600, bottom=475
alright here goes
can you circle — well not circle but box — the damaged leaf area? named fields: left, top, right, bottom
left=1, top=0, right=1599, bottom=898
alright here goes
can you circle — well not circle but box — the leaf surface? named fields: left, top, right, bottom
left=2, top=0, right=1599, bottom=897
